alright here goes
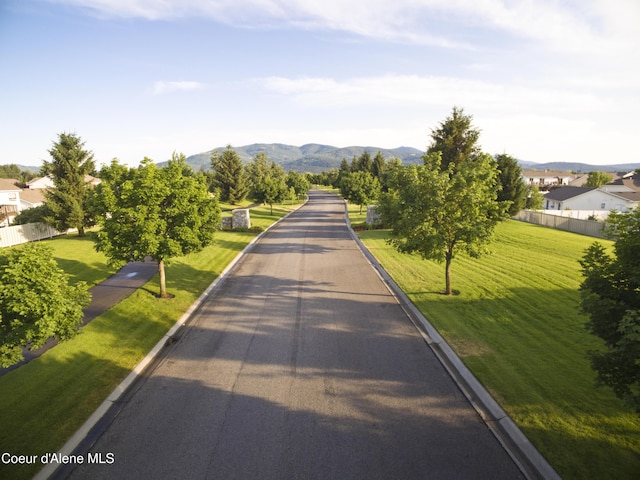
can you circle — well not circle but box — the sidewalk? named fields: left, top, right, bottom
left=0, top=259, right=158, bottom=376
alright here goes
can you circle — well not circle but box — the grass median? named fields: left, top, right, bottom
left=349, top=204, right=640, bottom=480
left=0, top=203, right=299, bottom=480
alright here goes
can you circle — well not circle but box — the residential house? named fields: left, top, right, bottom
left=26, top=175, right=54, bottom=189
left=19, top=188, right=45, bottom=210
left=26, top=174, right=101, bottom=190
left=0, top=178, right=22, bottom=226
left=544, top=184, right=638, bottom=215
left=522, top=170, right=575, bottom=189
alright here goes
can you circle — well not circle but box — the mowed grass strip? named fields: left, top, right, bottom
left=0, top=203, right=299, bottom=480
left=354, top=213, right=640, bottom=479
left=32, top=230, right=113, bottom=287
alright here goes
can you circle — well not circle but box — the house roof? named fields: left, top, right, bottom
left=0, top=178, right=21, bottom=191
left=612, top=191, right=640, bottom=203
left=522, top=170, right=575, bottom=178
left=20, top=188, right=45, bottom=205
left=607, top=174, right=640, bottom=192
left=544, top=186, right=595, bottom=201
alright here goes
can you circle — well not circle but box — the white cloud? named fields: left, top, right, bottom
left=151, top=80, right=204, bottom=95
left=260, top=74, right=610, bottom=115
left=47, top=0, right=638, bottom=53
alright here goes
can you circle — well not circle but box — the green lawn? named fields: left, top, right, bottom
left=353, top=211, right=640, bottom=479
left=0, top=203, right=300, bottom=480
left=25, top=231, right=113, bottom=287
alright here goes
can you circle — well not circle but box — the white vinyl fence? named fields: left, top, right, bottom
left=513, top=210, right=606, bottom=238
left=0, top=223, right=65, bottom=248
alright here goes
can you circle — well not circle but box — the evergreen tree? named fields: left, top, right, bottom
left=427, top=106, right=481, bottom=172
left=495, top=153, right=527, bottom=215
left=211, top=146, right=248, bottom=204
left=371, top=151, right=386, bottom=183
left=41, top=132, right=96, bottom=236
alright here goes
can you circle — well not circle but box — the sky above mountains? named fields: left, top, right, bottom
left=1, top=0, right=639, bottom=167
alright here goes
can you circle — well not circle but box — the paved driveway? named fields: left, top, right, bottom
left=66, top=190, right=524, bottom=479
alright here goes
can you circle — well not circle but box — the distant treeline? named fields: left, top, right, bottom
left=0, top=164, right=39, bottom=183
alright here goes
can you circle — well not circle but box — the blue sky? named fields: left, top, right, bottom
left=1, top=0, right=639, bottom=168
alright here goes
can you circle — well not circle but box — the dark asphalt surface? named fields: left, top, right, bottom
left=66, top=191, right=525, bottom=480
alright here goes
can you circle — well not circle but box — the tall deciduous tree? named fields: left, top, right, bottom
left=340, top=170, right=381, bottom=214
left=252, top=160, right=288, bottom=214
left=93, top=153, right=221, bottom=298
left=0, top=243, right=90, bottom=367
left=526, top=185, right=544, bottom=210
left=211, top=146, right=248, bottom=204
left=585, top=171, right=614, bottom=188
left=579, top=208, right=640, bottom=411
left=286, top=170, right=311, bottom=200
left=378, top=108, right=507, bottom=295
left=42, top=132, right=96, bottom=236
left=495, top=153, right=527, bottom=215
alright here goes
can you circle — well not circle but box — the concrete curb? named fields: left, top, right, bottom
left=344, top=202, right=561, bottom=480
left=35, top=200, right=308, bottom=480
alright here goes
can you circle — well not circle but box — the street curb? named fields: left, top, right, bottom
left=35, top=200, right=308, bottom=480
left=344, top=201, right=561, bottom=480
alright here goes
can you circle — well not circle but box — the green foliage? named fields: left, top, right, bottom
left=371, top=151, right=386, bottom=183
left=12, top=204, right=51, bottom=225
left=495, top=153, right=527, bottom=215
left=526, top=185, right=544, bottom=209
left=41, top=132, right=96, bottom=236
left=351, top=150, right=372, bottom=172
left=92, top=153, right=221, bottom=298
left=286, top=170, right=311, bottom=199
left=585, top=171, right=614, bottom=188
left=0, top=243, right=90, bottom=367
left=427, top=106, right=481, bottom=171
left=580, top=209, right=640, bottom=411
left=379, top=108, right=507, bottom=295
left=357, top=222, right=639, bottom=479
left=211, top=145, right=249, bottom=203
left=340, top=170, right=381, bottom=214
left=379, top=151, right=507, bottom=295
left=248, top=154, right=289, bottom=214
left=0, top=164, right=36, bottom=183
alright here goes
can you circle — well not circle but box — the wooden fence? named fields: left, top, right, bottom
left=513, top=210, right=606, bottom=238
left=0, top=223, right=65, bottom=248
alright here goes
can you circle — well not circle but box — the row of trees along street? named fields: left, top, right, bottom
left=0, top=133, right=311, bottom=367
left=209, top=147, right=311, bottom=213
left=1, top=108, right=637, bottom=414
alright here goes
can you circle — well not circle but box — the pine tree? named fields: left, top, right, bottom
left=42, top=132, right=96, bottom=236
left=211, top=146, right=248, bottom=204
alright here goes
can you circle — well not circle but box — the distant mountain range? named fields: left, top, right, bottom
left=153, top=143, right=640, bottom=175
left=517, top=160, right=639, bottom=173
left=181, top=143, right=424, bottom=173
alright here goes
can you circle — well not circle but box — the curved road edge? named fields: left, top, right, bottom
left=35, top=199, right=309, bottom=480
left=343, top=200, right=561, bottom=480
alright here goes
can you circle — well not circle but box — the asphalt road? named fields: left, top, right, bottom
left=66, top=190, right=524, bottom=480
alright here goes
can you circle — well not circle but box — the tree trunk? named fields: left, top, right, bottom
left=78, top=226, right=85, bottom=237
left=444, top=251, right=453, bottom=295
left=158, top=259, right=169, bottom=298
